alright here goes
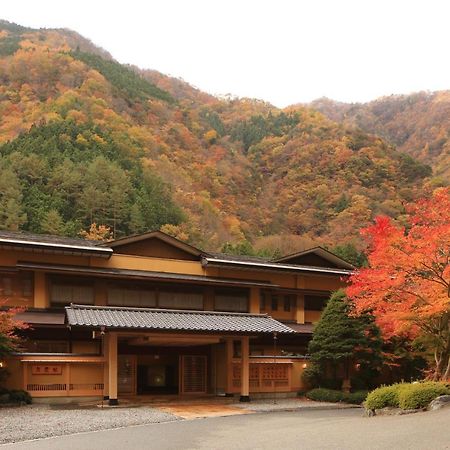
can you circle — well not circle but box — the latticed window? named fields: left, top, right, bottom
left=50, top=283, right=94, bottom=305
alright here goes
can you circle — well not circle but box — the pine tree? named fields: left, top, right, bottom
left=306, top=290, right=383, bottom=390
left=40, top=209, right=65, bottom=235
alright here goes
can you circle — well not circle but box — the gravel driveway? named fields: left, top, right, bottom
left=0, top=404, right=179, bottom=444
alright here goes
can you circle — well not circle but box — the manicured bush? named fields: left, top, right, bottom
left=306, top=388, right=369, bottom=404
left=398, top=382, right=450, bottom=410
left=345, top=391, right=369, bottom=405
left=365, top=382, right=450, bottom=411
left=8, top=389, right=32, bottom=404
left=306, top=388, right=345, bottom=403
left=0, top=388, right=31, bottom=405
left=364, top=384, right=405, bottom=410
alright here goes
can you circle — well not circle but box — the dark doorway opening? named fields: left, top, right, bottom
left=137, top=360, right=179, bottom=394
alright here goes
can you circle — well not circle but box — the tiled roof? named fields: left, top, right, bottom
left=65, top=304, right=295, bottom=334
left=208, top=252, right=270, bottom=263
left=285, top=323, right=314, bottom=334
left=0, top=230, right=112, bottom=256
left=0, top=230, right=102, bottom=247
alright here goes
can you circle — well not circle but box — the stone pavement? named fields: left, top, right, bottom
left=152, top=396, right=359, bottom=419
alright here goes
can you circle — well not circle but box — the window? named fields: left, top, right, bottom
left=271, top=295, right=278, bottom=311
left=108, top=287, right=157, bottom=307
left=1, top=277, right=12, bottom=295
left=283, top=295, right=292, bottom=312
left=0, top=271, right=33, bottom=299
left=304, top=295, right=329, bottom=311
left=215, top=290, right=248, bottom=312
left=21, top=277, right=33, bottom=297
left=159, top=291, right=203, bottom=310
left=50, top=281, right=94, bottom=305
left=260, top=291, right=266, bottom=310
left=25, top=340, right=70, bottom=353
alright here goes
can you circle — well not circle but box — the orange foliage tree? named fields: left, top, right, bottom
left=79, top=223, right=113, bottom=241
left=0, top=303, right=28, bottom=385
left=347, top=188, right=450, bottom=380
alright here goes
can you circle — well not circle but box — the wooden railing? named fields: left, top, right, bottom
left=232, top=362, right=291, bottom=393
left=27, top=383, right=104, bottom=397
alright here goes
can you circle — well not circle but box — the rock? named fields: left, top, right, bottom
left=373, top=407, right=420, bottom=416
left=428, top=395, right=450, bottom=411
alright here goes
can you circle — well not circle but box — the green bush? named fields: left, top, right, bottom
left=365, top=382, right=450, bottom=411
left=0, top=389, right=32, bottom=404
left=365, top=384, right=404, bottom=410
left=398, top=382, right=450, bottom=410
left=346, top=391, right=369, bottom=405
left=306, top=388, right=368, bottom=404
left=8, top=389, right=32, bottom=404
left=306, top=388, right=345, bottom=403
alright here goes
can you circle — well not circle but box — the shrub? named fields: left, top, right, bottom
left=306, top=388, right=369, bottom=404
left=0, top=389, right=32, bottom=404
left=364, top=384, right=405, bottom=410
left=306, top=388, right=345, bottom=403
left=346, top=391, right=369, bottom=405
left=398, top=382, right=450, bottom=410
left=8, top=389, right=32, bottom=404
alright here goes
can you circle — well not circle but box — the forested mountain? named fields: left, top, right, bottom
left=0, top=21, right=436, bottom=256
left=309, top=93, right=450, bottom=182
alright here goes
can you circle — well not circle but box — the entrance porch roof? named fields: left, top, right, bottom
left=65, top=304, right=295, bottom=335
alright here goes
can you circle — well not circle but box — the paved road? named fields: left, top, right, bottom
left=2, top=408, right=449, bottom=450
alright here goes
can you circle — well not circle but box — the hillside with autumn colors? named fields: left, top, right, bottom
left=0, top=21, right=436, bottom=257
left=309, top=93, right=450, bottom=183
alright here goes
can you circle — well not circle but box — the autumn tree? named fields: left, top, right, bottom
left=79, top=223, right=113, bottom=241
left=347, top=188, right=450, bottom=380
left=0, top=305, right=27, bottom=386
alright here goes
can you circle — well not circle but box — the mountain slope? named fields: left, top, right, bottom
left=309, top=92, right=450, bottom=182
left=0, top=21, right=433, bottom=253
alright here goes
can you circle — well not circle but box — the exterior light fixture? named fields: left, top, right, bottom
left=302, top=363, right=307, bottom=369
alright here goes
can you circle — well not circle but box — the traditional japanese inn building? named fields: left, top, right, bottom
left=0, top=230, right=353, bottom=404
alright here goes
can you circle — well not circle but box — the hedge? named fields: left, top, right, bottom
left=0, top=388, right=32, bottom=405
left=365, top=384, right=404, bottom=410
left=398, top=382, right=450, bottom=410
left=365, top=382, right=450, bottom=411
left=306, top=388, right=368, bottom=404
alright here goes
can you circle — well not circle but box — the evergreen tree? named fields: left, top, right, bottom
left=40, top=209, right=65, bottom=235
left=305, top=290, right=383, bottom=390
left=0, top=168, right=26, bottom=230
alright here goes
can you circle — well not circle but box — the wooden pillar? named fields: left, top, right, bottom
left=249, top=287, right=260, bottom=314
left=23, top=362, right=28, bottom=392
left=225, top=338, right=234, bottom=396
left=65, top=363, right=71, bottom=396
left=240, top=336, right=250, bottom=402
left=33, top=272, right=48, bottom=308
left=108, top=332, right=118, bottom=405
left=296, top=294, right=305, bottom=324
left=103, top=333, right=109, bottom=399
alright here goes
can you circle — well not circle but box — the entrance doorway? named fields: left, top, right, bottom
left=136, top=355, right=179, bottom=395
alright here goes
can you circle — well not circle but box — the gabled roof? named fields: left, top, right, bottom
left=105, top=230, right=207, bottom=258
left=66, top=304, right=295, bottom=334
left=272, top=246, right=355, bottom=270
left=202, top=256, right=353, bottom=276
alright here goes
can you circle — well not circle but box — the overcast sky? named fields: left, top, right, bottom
left=2, top=0, right=450, bottom=107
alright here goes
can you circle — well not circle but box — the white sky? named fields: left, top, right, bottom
left=2, top=0, right=450, bottom=107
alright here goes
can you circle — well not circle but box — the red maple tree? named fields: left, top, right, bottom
left=347, top=188, right=450, bottom=380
